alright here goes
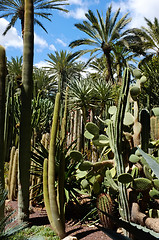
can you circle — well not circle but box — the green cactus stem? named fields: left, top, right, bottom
left=0, top=45, right=6, bottom=221
left=9, top=149, right=18, bottom=200
left=48, top=92, right=66, bottom=239
left=140, top=109, right=150, bottom=153
left=97, top=193, right=115, bottom=229
left=114, top=68, right=131, bottom=231
left=43, top=158, right=57, bottom=235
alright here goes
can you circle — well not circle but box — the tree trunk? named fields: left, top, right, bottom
left=0, top=45, right=6, bottom=221
left=18, top=0, right=34, bottom=222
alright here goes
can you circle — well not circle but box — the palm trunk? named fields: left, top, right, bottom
left=18, top=0, right=34, bottom=222
left=102, top=43, right=114, bottom=83
left=0, top=45, right=6, bottom=221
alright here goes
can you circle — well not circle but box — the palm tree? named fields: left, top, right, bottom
left=7, top=56, right=23, bottom=90
left=0, top=0, right=69, bottom=36
left=45, top=50, right=85, bottom=94
left=69, top=5, right=131, bottom=83
left=124, top=17, right=159, bottom=59
left=18, top=0, right=34, bottom=222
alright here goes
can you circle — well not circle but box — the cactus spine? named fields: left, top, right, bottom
left=0, top=45, right=6, bottom=221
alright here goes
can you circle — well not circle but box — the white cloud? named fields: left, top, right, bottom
left=66, top=7, right=87, bottom=19
left=49, top=44, right=56, bottom=51
left=111, top=0, right=159, bottom=28
left=34, top=33, right=48, bottom=51
left=56, top=38, right=67, bottom=47
left=0, top=18, right=23, bottom=49
left=34, top=61, right=49, bottom=68
left=68, top=0, right=83, bottom=5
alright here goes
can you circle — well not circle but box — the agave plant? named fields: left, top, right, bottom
left=0, top=186, right=27, bottom=239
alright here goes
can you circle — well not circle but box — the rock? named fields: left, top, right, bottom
left=62, top=236, right=78, bottom=240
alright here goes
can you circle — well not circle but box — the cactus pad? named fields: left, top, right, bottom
left=140, top=75, right=147, bottom=84
left=79, top=161, right=93, bottom=171
left=129, top=154, right=140, bottom=163
left=132, top=178, right=152, bottom=191
left=81, top=179, right=89, bottom=189
left=130, top=86, right=140, bottom=99
left=124, top=112, right=134, bottom=126
left=153, top=179, right=159, bottom=190
left=84, top=130, right=94, bottom=139
left=118, top=173, right=133, bottom=184
left=149, top=188, right=159, bottom=199
left=93, top=181, right=100, bottom=194
left=133, top=69, right=142, bottom=79
left=70, top=150, right=83, bottom=161
left=108, top=106, right=117, bottom=115
left=85, top=122, right=99, bottom=136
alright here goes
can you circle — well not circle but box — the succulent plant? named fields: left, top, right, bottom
left=97, top=193, right=115, bottom=229
left=132, top=178, right=152, bottom=191
left=133, top=69, right=142, bottom=79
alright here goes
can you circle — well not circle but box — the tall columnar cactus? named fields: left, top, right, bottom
left=43, top=92, right=66, bottom=239
left=0, top=45, right=6, bottom=221
left=18, top=0, right=34, bottom=222
left=140, top=109, right=150, bottom=153
left=114, top=68, right=131, bottom=230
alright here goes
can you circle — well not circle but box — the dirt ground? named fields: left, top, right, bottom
left=5, top=200, right=113, bottom=240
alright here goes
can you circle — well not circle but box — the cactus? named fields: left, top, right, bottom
left=133, top=69, right=142, bottom=79
left=130, top=86, right=140, bottom=100
left=85, top=122, right=99, bottom=137
left=43, top=93, right=66, bottom=239
left=70, top=150, right=83, bottom=161
left=0, top=45, right=6, bottom=221
left=149, top=188, right=159, bottom=199
left=150, top=116, right=159, bottom=140
left=140, top=109, right=150, bottom=153
left=114, top=68, right=131, bottom=226
left=97, top=193, right=115, bottom=229
left=132, top=178, right=152, bottom=191
left=152, top=107, right=159, bottom=117
left=9, top=149, right=18, bottom=200
left=79, top=161, right=93, bottom=171
left=118, top=173, right=133, bottom=184
left=129, top=154, right=140, bottom=163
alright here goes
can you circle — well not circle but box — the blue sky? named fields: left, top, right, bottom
left=0, top=0, right=159, bottom=68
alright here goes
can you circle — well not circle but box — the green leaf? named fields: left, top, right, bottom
left=137, top=148, right=159, bottom=179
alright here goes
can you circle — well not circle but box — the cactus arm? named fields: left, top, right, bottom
left=58, top=87, right=69, bottom=228
left=114, top=68, right=131, bottom=224
left=43, top=158, right=58, bottom=234
left=0, top=45, right=6, bottom=221
left=48, top=92, right=66, bottom=239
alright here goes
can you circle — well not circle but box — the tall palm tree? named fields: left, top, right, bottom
left=0, top=0, right=69, bottom=35
left=45, top=50, right=85, bottom=94
left=124, top=17, right=159, bottom=59
left=69, top=5, right=131, bottom=83
left=18, top=0, right=34, bottom=222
